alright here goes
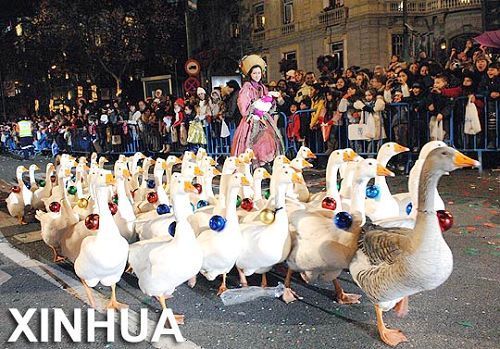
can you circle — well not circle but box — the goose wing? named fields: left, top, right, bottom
left=358, top=224, right=413, bottom=266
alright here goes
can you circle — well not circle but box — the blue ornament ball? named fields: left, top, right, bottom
left=406, top=202, right=413, bottom=216
left=334, top=211, right=352, bottom=230
left=147, top=179, right=156, bottom=189
left=168, top=221, right=176, bottom=237
left=365, top=184, right=380, bottom=199
left=197, top=200, right=209, bottom=209
left=156, top=204, right=171, bottom=215
left=24, top=182, right=31, bottom=190
left=209, top=215, right=226, bottom=232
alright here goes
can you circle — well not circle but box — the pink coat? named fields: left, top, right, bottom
left=231, top=81, right=283, bottom=165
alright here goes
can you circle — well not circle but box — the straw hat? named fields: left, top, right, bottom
left=239, top=54, right=266, bottom=76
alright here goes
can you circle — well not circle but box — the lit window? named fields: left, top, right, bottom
left=254, top=3, right=265, bottom=32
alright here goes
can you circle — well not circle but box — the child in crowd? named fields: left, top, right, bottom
left=298, top=97, right=312, bottom=146
left=427, top=74, right=454, bottom=141
left=286, top=102, right=301, bottom=144
left=187, top=104, right=207, bottom=152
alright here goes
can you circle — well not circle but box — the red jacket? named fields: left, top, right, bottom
left=286, top=113, right=300, bottom=140
left=172, top=111, right=185, bottom=127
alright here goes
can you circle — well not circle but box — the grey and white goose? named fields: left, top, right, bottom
left=349, top=147, right=479, bottom=347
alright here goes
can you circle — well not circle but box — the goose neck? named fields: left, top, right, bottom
left=351, top=177, right=370, bottom=215
left=253, top=178, right=263, bottom=201
left=225, top=185, right=239, bottom=220
left=417, top=168, right=441, bottom=213
left=326, top=163, right=341, bottom=197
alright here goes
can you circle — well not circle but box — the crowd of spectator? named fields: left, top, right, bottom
left=1, top=39, right=498, bottom=164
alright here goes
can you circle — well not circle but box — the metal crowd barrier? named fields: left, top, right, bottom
left=65, top=97, right=498, bottom=169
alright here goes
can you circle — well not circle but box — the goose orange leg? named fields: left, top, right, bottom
left=393, top=296, right=409, bottom=317
left=81, top=279, right=96, bottom=309
left=237, top=267, right=248, bottom=287
left=107, top=284, right=128, bottom=310
left=260, top=273, right=267, bottom=288
left=217, top=273, right=228, bottom=296
left=50, top=246, right=65, bottom=263
left=158, top=296, right=184, bottom=325
left=375, top=304, right=407, bottom=347
left=282, top=268, right=300, bottom=304
left=333, top=279, right=361, bottom=305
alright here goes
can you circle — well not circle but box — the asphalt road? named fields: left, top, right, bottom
left=0, top=153, right=499, bottom=349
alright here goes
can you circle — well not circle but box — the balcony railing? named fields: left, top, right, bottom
left=388, top=0, right=481, bottom=13
left=281, top=22, right=296, bottom=35
left=318, top=7, right=347, bottom=26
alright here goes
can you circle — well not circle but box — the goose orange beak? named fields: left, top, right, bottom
left=162, top=162, right=168, bottom=170
left=343, top=149, right=358, bottom=161
left=123, top=169, right=131, bottom=178
left=174, top=157, right=182, bottom=165
left=302, top=159, right=313, bottom=168
left=377, top=164, right=395, bottom=177
left=241, top=177, right=251, bottom=186
left=262, top=169, right=272, bottom=179
left=105, top=173, right=115, bottom=185
left=194, top=166, right=204, bottom=176
left=283, top=156, right=291, bottom=164
left=394, top=143, right=410, bottom=153
left=64, top=169, right=71, bottom=177
left=213, top=168, right=222, bottom=176
left=292, top=172, right=305, bottom=184
left=306, top=150, right=316, bottom=159
left=235, top=158, right=244, bottom=166
left=209, top=158, right=217, bottom=166
left=184, top=181, right=198, bottom=193
left=453, top=151, right=480, bottom=168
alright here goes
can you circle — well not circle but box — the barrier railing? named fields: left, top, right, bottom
left=8, top=97, right=497, bottom=170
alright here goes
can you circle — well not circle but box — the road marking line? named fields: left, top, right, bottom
left=0, top=269, right=12, bottom=286
left=12, top=230, right=43, bottom=244
left=0, top=233, right=200, bottom=348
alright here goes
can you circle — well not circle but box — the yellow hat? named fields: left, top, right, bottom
left=240, top=54, right=266, bottom=76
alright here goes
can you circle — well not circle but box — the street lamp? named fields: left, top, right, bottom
left=402, top=0, right=409, bottom=61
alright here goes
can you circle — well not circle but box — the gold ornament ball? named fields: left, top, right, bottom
left=259, top=208, right=275, bottom=224
left=77, top=198, right=89, bottom=209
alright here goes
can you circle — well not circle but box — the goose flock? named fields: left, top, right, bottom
left=5, top=142, right=479, bottom=346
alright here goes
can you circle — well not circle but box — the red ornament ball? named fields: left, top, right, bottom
left=437, top=210, right=453, bottom=232
left=147, top=192, right=158, bottom=204
left=193, top=183, right=202, bottom=194
left=322, top=197, right=337, bottom=211
left=11, top=186, right=21, bottom=193
left=50, top=175, right=57, bottom=183
left=49, top=201, right=61, bottom=213
left=108, top=202, right=118, bottom=215
left=241, top=198, right=254, bottom=212
left=85, top=214, right=99, bottom=230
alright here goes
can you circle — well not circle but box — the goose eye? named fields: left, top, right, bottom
left=441, top=151, right=447, bottom=156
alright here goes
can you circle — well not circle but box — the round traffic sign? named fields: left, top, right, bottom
left=185, top=59, right=201, bottom=76
left=183, top=77, right=200, bottom=92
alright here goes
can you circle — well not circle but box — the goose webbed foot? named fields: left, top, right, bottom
left=375, top=304, right=408, bottom=347
left=333, top=279, right=361, bottom=305
left=282, top=287, right=301, bottom=304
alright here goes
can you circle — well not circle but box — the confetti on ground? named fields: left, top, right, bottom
left=483, top=222, right=496, bottom=228
left=457, top=321, right=473, bottom=328
left=466, top=226, right=477, bottom=232
left=465, top=247, right=480, bottom=256
left=490, top=250, right=500, bottom=257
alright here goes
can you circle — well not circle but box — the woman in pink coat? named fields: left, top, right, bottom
left=231, top=55, right=284, bottom=166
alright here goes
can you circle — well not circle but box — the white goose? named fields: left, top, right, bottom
left=196, top=173, right=250, bottom=295
left=128, top=177, right=202, bottom=324
left=365, top=142, right=409, bottom=221
left=32, top=163, right=55, bottom=210
left=74, top=179, right=129, bottom=310
left=6, top=166, right=29, bottom=224
left=236, top=165, right=303, bottom=287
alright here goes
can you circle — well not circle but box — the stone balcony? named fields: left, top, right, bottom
left=318, top=6, right=347, bottom=27
left=387, top=0, right=481, bottom=13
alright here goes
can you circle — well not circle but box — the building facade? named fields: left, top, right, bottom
left=243, top=0, right=485, bottom=81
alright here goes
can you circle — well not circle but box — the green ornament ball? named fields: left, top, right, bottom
left=263, top=189, right=270, bottom=200
left=236, top=195, right=242, bottom=208
left=68, top=186, right=77, bottom=195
